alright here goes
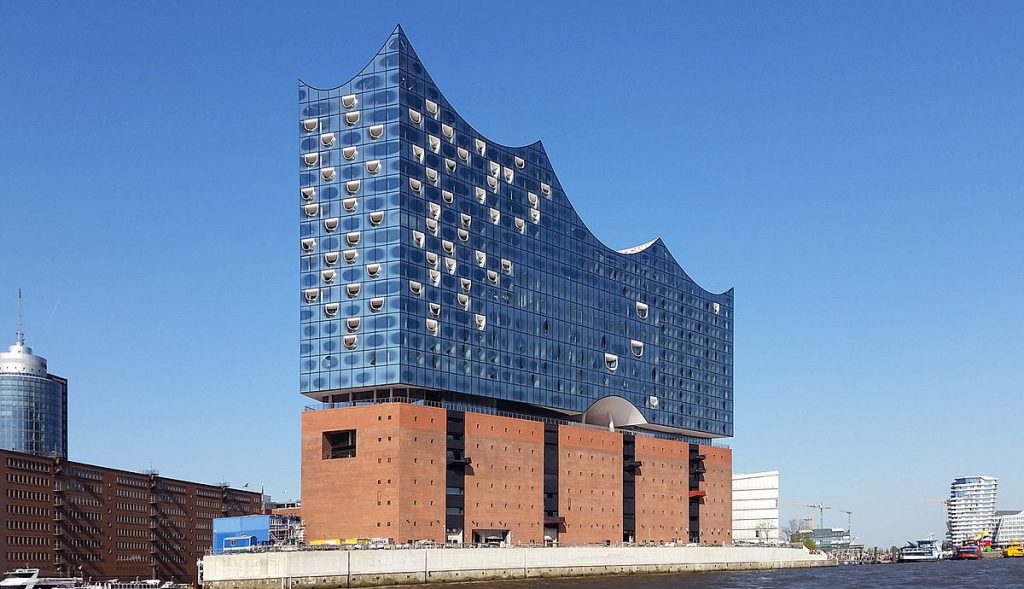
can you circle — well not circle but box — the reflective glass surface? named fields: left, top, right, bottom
left=299, top=29, right=734, bottom=438
left=0, top=375, right=66, bottom=457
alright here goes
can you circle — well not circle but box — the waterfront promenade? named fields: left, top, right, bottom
left=203, top=545, right=833, bottom=588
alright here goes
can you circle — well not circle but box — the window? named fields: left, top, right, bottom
left=320, top=133, right=335, bottom=147
left=323, top=218, right=339, bottom=232
left=426, top=168, right=438, bottom=184
left=324, top=430, right=356, bottom=459
left=476, top=250, right=487, bottom=266
left=514, top=156, right=525, bottom=169
left=324, top=303, right=339, bottom=318
left=303, top=153, right=319, bottom=167
left=409, top=281, right=423, bottom=296
left=346, top=180, right=360, bottom=195
left=321, top=269, right=336, bottom=284
left=343, top=197, right=357, bottom=212
left=301, top=187, right=315, bottom=201
left=345, top=111, right=360, bottom=126
left=343, top=335, right=358, bottom=350
left=303, top=203, right=319, bottom=217
left=321, top=167, right=335, bottom=182
left=475, top=138, right=486, bottom=155
left=346, top=318, right=361, bottom=333
left=343, top=249, right=358, bottom=264
left=343, top=146, right=357, bottom=160
left=408, top=108, right=422, bottom=125
left=410, top=178, right=423, bottom=193
left=424, top=99, right=439, bottom=117
left=303, top=289, right=319, bottom=303
left=475, top=314, right=486, bottom=330
left=441, top=124, right=454, bottom=141
left=635, top=302, right=649, bottom=319
left=442, top=190, right=454, bottom=204
left=605, top=354, right=619, bottom=372
left=412, top=230, right=425, bottom=248
left=475, top=187, right=487, bottom=203
left=302, top=118, right=319, bottom=132
left=341, top=94, right=357, bottom=109
left=365, top=160, right=381, bottom=175
left=346, top=283, right=360, bottom=298
left=324, top=252, right=339, bottom=265
left=368, top=125, right=384, bottom=140
left=458, top=147, right=469, bottom=162
left=428, top=135, right=440, bottom=153
left=369, top=211, right=384, bottom=226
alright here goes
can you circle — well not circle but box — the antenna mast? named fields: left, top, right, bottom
left=15, top=289, right=24, bottom=345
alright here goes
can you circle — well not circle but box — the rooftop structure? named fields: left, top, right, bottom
left=298, top=26, right=733, bottom=441
left=947, top=475, right=998, bottom=544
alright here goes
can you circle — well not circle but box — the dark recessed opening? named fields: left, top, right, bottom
left=323, top=430, right=356, bottom=459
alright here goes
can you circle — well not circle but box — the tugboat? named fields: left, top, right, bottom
left=898, top=535, right=943, bottom=562
left=952, top=543, right=982, bottom=560
left=0, top=569, right=81, bottom=589
left=1003, top=543, right=1024, bottom=557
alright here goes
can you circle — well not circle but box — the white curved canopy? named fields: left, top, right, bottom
left=581, top=395, right=648, bottom=430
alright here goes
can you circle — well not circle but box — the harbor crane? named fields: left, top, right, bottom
left=840, top=509, right=853, bottom=537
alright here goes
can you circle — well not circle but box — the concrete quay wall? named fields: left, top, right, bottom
left=204, top=546, right=834, bottom=588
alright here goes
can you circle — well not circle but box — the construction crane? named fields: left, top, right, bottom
left=787, top=502, right=831, bottom=529
left=840, top=509, right=853, bottom=537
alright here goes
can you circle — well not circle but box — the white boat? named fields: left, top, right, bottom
left=898, top=535, right=942, bottom=562
left=0, top=569, right=81, bottom=589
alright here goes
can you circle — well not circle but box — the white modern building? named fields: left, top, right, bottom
left=946, top=475, right=998, bottom=544
left=992, top=510, right=1024, bottom=548
left=733, top=470, right=780, bottom=544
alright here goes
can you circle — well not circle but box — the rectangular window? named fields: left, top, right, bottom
left=323, top=430, right=356, bottom=459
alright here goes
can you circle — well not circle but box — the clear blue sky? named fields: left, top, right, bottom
left=1, top=2, right=1021, bottom=547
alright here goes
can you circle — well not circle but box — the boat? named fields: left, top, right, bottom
left=898, top=536, right=942, bottom=562
left=0, top=569, right=81, bottom=589
left=1003, top=543, right=1024, bottom=557
left=952, top=543, right=982, bottom=560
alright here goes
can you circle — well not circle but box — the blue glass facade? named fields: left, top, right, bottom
left=299, top=28, right=733, bottom=439
left=0, top=335, right=67, bottom=458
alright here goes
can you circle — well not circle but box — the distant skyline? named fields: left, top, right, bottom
left=2, top=2, right=1022, bottom=546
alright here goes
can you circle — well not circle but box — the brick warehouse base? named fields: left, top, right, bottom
left=301, top=402, right=731, bottom=547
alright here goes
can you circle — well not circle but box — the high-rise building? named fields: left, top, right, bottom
left=992, top=510, right=1024, bottom=548
left=732, top=471, right=780, bottom=544
left=298, top=26, right=734, bottom=546
left=0, top=299, right=67, bottom=458
left=947, top=475, right=998, bottom=544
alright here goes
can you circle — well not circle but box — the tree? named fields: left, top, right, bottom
left=781, top=518, right=809, bottom=542
left=802, top=537, right=817, bottom=551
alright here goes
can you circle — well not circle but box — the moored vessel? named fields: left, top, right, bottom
left=897, top=535, right=942, bottom=562
left=952, top=543, right=982, bottom=560
left=0, top=569, right=81, bottom=589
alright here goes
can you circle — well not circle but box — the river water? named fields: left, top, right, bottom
left=471, top=558, right=1023, bottom=588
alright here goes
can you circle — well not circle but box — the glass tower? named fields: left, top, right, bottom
left=299, top=27, right=733, bottom=440
left=0, top=328, right=68, bottom=457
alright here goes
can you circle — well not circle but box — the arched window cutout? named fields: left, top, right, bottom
left=460, top=278, right=472, bottom=293
left=475, top=139, right=486, bottom=155
left=487, top=176, right=498, bottom=191
left=409, top=281, right=423, bottom=296
left=301, top=187, right=316, bottom=201
left=346, top=180, right=360, bottom=195
left=457, top=228, right=469, bottom=242
left=425, top=168, right=438, bottom=184
left=346, top=231, right=361, bottom=246
left=369, top=211, right=384, bottom=226
left=489, top=208, right=500, bottom=224
left=457, top=147, right=469, bottom=162
left=343, top=198, right=357, bottom=212
left=412, top=145, right=424, bottom=163
left=442, top=190, right=454, bottom=204
left=302, top=118, right=319, bottom=133
left=303, top=203, right=319, bottom=218
left=346, top=283, right=360, bottom=298
left=412, top=230, right=425, bottom=248
left=320, top=133, right=335, bottom=147
left=441, top=124, right=454, bottom=140
left=541, top=182, right=551, bottom=196
left=343, top=146, right=358, bottom=160
left=460, top=213, right=472, bottom=228
left=530, top=209, right=541, bottom=224
left=476, top=250, right=487, bottom=266
left=368, top=297, right=385, bottom=312
left=424, top=99, right=439, bottom=116
left=345, top=111, right=360, bottom=126
left=442, top=240, right=454, bottom=255
left=341, top=94, right=357, bottom=109
left=635, top=302, right=649, bottom=319
left=514, top=156, right=525, bottom=170
left=514, top=217, right=525, bottom=234
left=475, top=187, right=486, bottom=203
left=425, top=251, right=439, bottom=268
left=303, top=153, right=319, bottom=167
left=324, top=303, right=339, bottom=318
left=428, top=303, right=441, bottom=318
left=445, top=158, right=456, bottom=173
left=428, top=202, right=441, bottom=220
left=321, top=269, right=336, bottom=284
left=409, top=108, right=422, bottom=125
left=444, top=257, right=457, bottom=274
left=428, top=135, right=440, bottom=153
left=428, top=269, right=441, bottom=286
left=425, top=318, right=439, bottom=335
left=342, top=249, right=358, bottom=264
left=528, top=192, right=538, bottom=206
left=346, top=318, right=361, bottom=333
left=712, top=302, right=721, bottom=315
left=631, top=340, right=644, bottom=358
left=323, top=252, right=340, bottom=266
left=343, top=335, right=358, bottom=350
left=321, top=168, right=336, bottom=182
left=474, top=314, right=486, bottom=330
left=605, top=353, right=619, bottom=372
left=425, top=218, right=438, bottom=235
left=489, top=161, right=500, bottom=177
left=368, top=125, right=384, bottom=140
left=301, top=238, right=316, bottom=253
left=366, top=263, right=381, bottom=278
left=457, top=293, right=470, bottom=309
left=303, top=289, right=319, bottom=303
left=503, top=167, right=514, bottom=184
left=501, top=259, right=513, bottom=274
left=324, top=218, right=339, bottom=232
left=365, top=160, right=381, bottom=175
left=410, top=178, right=423, bottom=193
left=487, top=270, right=499, bottom=285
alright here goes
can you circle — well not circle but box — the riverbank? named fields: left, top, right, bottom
left=203, top=545, right=834, bottom=588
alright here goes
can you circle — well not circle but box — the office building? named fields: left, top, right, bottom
left=808, top=528, right=850, bottom=552
left=946, top=475, right=998, bottom=544
left=0, top=448, right=261, bottom=583
left=0, top=321, right=67, bottom=458
left=992, top=510, right=1024, bottom=548
left=298, top=27, right=734, bottom=546
left=732, top=471, right=779, bottom=544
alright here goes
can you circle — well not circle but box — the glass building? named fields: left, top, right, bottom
left=0, top=328, right=67, bottom=457
left=298, top=27, right=733, bottom=441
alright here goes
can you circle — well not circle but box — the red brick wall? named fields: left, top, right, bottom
left=557, top=426, right=621, bottom=545
left=464, top=413, right=544, bottom=544
left=698, top=445, right=733, bottom=545
left=634, top=436, right=690, bottom=543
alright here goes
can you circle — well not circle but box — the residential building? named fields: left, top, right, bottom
left=0, top=448, right=261, bottom=583
left=298, top=26, right=734, bottom=546
left=732, top=471, right=779, bottom=544
left=992, top=510, right=1024, bottom=548
left=946, top=475, right=998, bottom=544
left=0, top=321, right=67, bottom=458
